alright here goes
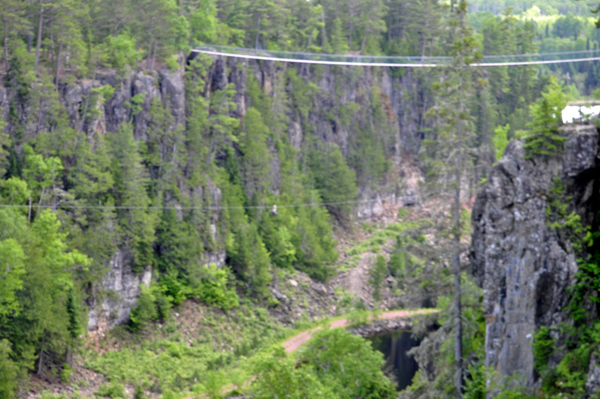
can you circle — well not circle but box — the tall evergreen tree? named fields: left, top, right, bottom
left=425, top=1, right=481, bottom=396
left=109, top=123, right=156, bottom=270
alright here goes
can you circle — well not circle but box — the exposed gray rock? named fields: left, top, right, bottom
left=470, top=123, right=600, bottom=387
left=347, top=317, right=412, bottom=338
left=132, top=71, right=161, bottom=140
left=587, top=354, right=600, bottom=396
left=0, top=86, right=8, bottom=123
left=87, top=250, right=152, bottom=332
left=159, top=68, right=186, bottom=129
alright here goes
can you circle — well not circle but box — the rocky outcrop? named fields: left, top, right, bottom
left=470, top=123, right=600, bottom=387
left=87, top=250, right=152, bottom=333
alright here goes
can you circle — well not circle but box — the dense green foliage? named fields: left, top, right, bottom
left=524, top=79, right=568, bottom=157
left=1, top=0, right=600, bottom=397
left=251, top=328, right=396, bottom=399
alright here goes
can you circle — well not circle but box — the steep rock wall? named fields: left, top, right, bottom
left=470, top=123, right=600, bottom=387
left=2, top=57, right=431, bottom=330
left=204, top=56, right=427, bottom=214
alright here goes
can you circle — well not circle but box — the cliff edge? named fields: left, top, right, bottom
left=470, top=123, right=600, bottom=387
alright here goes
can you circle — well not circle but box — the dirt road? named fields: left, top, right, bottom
left=281, top=308, right=438, bottom=353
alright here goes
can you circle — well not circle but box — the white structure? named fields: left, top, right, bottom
left=562, top=103, right=600, bottom=124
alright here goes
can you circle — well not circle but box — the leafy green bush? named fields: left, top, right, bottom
left=493, top=124, right=510, bottom=160
left=95, top=383, right=126, bottom=398
left=104, top=32, right=138, bottom=75
left=0, top=340, right=19, bottom=398
left=158, top=272, right=191, bottom=306
left=129, top=285, right=158, bottom=332
left=397, top=208, right=410, bottom=219
left=463, top=363, right=486, bottom=399
left=299, top=328, right=396, bottom=398
left=389, top=252, right=406, bottom=277
left=61, top=364, right=73, bottom=385
left=533, top=326, right=555, bottom=373
left=196, top=264, right=239, bottom=310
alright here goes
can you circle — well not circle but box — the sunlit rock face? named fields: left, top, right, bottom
left=470, top=123, right=600, bottom=388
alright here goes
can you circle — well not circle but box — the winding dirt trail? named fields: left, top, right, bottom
left=281, top=308, right=438, bottom=353
left=186, top=308, right=438, bottom=399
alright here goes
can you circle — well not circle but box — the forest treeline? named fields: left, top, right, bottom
left=0, top=0, right=600, bottom=397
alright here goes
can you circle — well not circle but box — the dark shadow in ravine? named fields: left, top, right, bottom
left=367, top=331, right=420, bottom=391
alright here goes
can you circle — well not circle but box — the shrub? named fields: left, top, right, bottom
left=196, top=264, right=239, bottom=310
left=0, top=340, right=19, bottom=398
left=129, top=285, right=158, bottom=332
left=61, top=364, right=73, bottom=385
left=389, top=252, right=405, bottom=277
left=105, top=32, right=138, bottom=75
left=369, top=255, right=388, bottom=301
left=95, top=383, right=126, bottom=398
left=523, top=78, right=567, bottom=158
left=533, top=326, right=555, bottom=373
left=493, top=124, right=510, bottom=161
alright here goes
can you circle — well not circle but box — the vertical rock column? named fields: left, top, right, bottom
left=470, top=124, right=599, bottom=386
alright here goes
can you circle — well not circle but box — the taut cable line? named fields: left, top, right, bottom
left=192, top=46, right=600, bottom=67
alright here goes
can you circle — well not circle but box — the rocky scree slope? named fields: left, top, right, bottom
left=470, top=123, right=600, bottom=389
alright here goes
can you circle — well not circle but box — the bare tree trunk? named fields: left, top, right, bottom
left=320, top=10, right=327, bottom=48
left=51, top=163, right=56, bottom=210
left=34, top=5, right=44, bottom=70
left=421, top=20, right=430, bottom=60
left=37, top=337, right=45, bottom=376
left=255, top=14, right=262, bottom=49
left=3, top=21, right=9, bottom=72
left=150, top=38, right=157, bottom=71
left=361, top=26, right=368, bottom=54
left=348, top=6, right=354, bottom=48
left=453, top=72, right=464, bottom=399
left=55, top=41, right=62, bottom=88
left=147, top=16, right=155, bottom=69
left=205, top=134, right=217, bottom=168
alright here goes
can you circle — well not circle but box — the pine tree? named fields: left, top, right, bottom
left=0, top=0, right=30, bottom=72
left=523, top=78, right=567, bottom=158
left=228, top=222, right=272, bottom=297
left=424, top=2, right=481, bottom=396
left=109, top=123, right=157, bottom=271
left=308, top=143, right=357, bottom=224
left=242, top=107, right=272, bottom=201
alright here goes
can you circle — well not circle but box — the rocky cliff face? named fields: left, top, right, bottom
left=204, top=56, right=427, bottom=213
left=1, top=56, right=431, bottom=331
left=470, top=123, right=600, bottom=387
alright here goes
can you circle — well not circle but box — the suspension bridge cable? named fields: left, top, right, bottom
left=192, top=45, right=600, bottom=67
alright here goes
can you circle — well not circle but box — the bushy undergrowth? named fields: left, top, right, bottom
left=250, top=328, right=396, bottom=399
left=87, top=301, right=288, bottom=396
